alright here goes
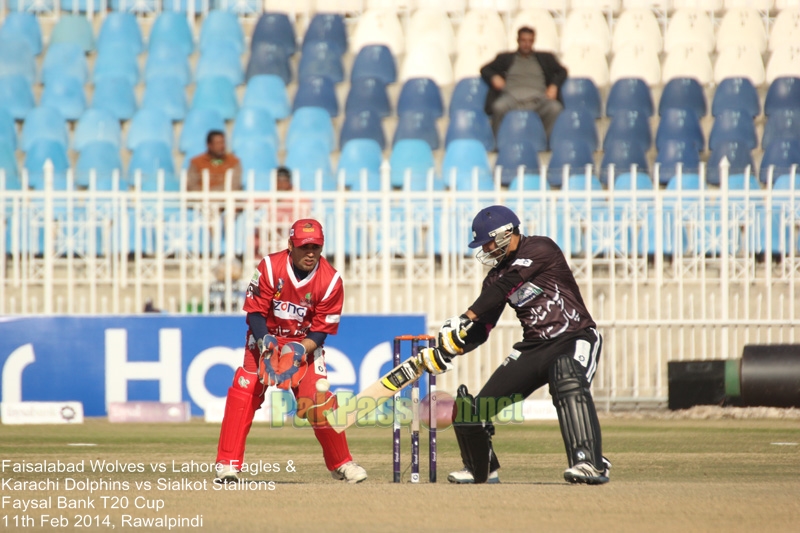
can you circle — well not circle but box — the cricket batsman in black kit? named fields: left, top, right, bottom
left=418, top=205, right=611, bottom=484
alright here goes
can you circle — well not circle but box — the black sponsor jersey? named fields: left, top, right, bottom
left=475, top=235, right=595, bottom=341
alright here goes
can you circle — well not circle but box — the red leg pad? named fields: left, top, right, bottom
left=216, top=368, right=265, bottom=468
left=313, top=425, right=352, bottom=471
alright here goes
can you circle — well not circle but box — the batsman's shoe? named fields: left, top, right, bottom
left=447, top=468, right=500, bottom=484
left=331, top=461, right=367, bottom=484
left=214, top=463, right=239, bottom=484
left=563, top=458, right=610, bottom=485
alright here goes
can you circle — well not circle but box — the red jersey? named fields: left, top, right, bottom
left=243, top=250, right=344, bottom=344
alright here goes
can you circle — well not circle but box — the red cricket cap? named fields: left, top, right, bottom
left=289, top=219, right=325, bottom=247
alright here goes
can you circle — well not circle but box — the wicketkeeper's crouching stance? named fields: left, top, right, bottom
left=419, top=205, right=611, bottom=485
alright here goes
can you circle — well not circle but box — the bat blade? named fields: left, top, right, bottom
left=326, top=356, right=424, bottom=433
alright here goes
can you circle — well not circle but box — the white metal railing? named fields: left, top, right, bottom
left=2, top=161, right=799, bottom=406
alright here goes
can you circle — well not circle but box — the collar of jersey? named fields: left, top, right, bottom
left=286, top=254, right=318, bottom=287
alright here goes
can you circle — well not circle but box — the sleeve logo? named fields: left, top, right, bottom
left=512, top=258, right=533, bottom=267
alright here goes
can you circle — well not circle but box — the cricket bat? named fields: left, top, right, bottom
left=325, top=354, right=424, bottom=433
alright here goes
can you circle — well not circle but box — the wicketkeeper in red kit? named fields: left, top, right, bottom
left=214, top=219, right=367, bottom=483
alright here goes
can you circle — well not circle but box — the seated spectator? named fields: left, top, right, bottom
left=187, top=130, right=242, bottom=191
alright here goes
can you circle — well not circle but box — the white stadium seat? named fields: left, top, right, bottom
left=518, top=0, right=569, bottom=14
left=401, top=42, right=454, bottom=85
left=508, top=9, right=559, bottom=53
left=454, top=41, right=500, bottom=82
left=366, top=0, right=418, bottom=10
left=456, top=10, right=508, bottom=55
left=612, top=8, right=663, bottom=56
left=316, top=0, right=363, bottom=14
left=714, top=45, right=766, bottom=86
left=671, top=0, right=723, bottom=11
left=427, top=0, right=468, bottom=14
left=407, top=7, right=456, bottom=56
left=766, top=44, right=800, bottom=84
left=723, top=0, right=774, bottom=9
left=561, top=8, right=612, bottom=55
left=662, top=44, right=714, bottom=85
left=350, top=10, right=406, bottom=56
left=770, top=9, right=800, bottom=53
left=610, top=44, right=661, bottom=86
left=716, top=8, right=768, bottom=53
left=468, top=0, right=520, bottom=14
left=622, top=0, right=671, bottom=8
left=776, top=0, right=800, bottom=9
left=665, top=9, right=715, bottom=54
left=561, top=45, right=610, bottom=87
left=570, top=0, right=621, bottom=12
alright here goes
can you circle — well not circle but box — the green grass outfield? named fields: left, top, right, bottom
left=1, top=416, right=799, bottom=532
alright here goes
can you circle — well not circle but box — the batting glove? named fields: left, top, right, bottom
left=418, top=347, right=453, bottom=375
left=438, top=314, right=473, bottom=356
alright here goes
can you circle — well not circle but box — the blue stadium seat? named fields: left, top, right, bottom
left=24, top=139, right=69, bottom=189
left=655, top=139, right=701, bottom=185
left=232, top=107, right=278, bottom=153
left=74, top=108, right=121, bottom=151
left=0, top=38, right=36, bottom=84
left=0, top=74, right=34, bottom=120
left=606, top=78, right=653, bottom=118
left=191, top=76, right=238, bottom=120
left=97, top=12, right=142, bottom=56
left=293, top=76, right=338, bottom=117
left=92, top=42, right=139, bottom=85
left=603, top=109, right=652, bottom=154
left=550, top=109, right=598, bottom=152
left=108, top=0, right=159, bottom=12
left=21, top=106, right=68, bottom=151
left=286, top=107, right=335, bottom=153
left=340, top=109, right=385, bottom=150
left=149, top=12, right=193, bottom=56
left=351, top=44, right=396, bottom=85
left=129, top=140, right=177, bottom=191
left=200, top=10, right=244, bottom=55
left=397, top=78, right=443, bottom=118
left=392, top=111, right=439, bottom=150
left=75, top=141, right=125, bottom=190
left=600, top=139, right=649, bottom=184
left=613, top=171, right=654, bottom=191
left=246, top=43, right=291, bottom=85
left=142, top=76, right=188, bottom=121
left=92, top=77, right=136, bottom=121
left=302, top=13, right=347, bottom=57
left=443, top=139, right=493, bottom=190
left=449, top=78, right=489, bottom=117
left=179, top=108, right=225, bottom=156
left=547, top=138, right=594, bottom=187
left=765, top=77, right=800, bottom=116
left=42, top=42, right=88, bottom=85
left=0, top=144, right=20, bottom=189
left=0, top=108, right=16, bottom=151
left=251, top=12, right=296, bottom=57
left=390, top=139, right=441, bottom=190
left=445, top=109, right=494, bottom=151
left=507, top=173, right=548, bottom=192
left=127, top=108, right=173, bottom=150
left=760, top=140, right=800, bottom=184
left=145, top=45, right=191, bottom=86
left=50, top=14, right=94, bottom=52
left=59, top=0, right=103, bottom=13
left=497, top=111, right=547, bottom=153
left=285, top=139, right=336, bottom=191
left=708, top=109, right=757, bottom=152
left=561, top=78, right=602, bottom=119
left=655, top=108, right=704, bottom=152
left=196, top=42, right=244, bottom=86
left=712, top=77, right=760, bottom=118
left=658, top=77, right=707, bottom=118
left=496, top=141, right=540, bottom=186
left=242, top=75, right=290, bottom=120
left=298, top=41, right=344, bottom=84
left=761, top=109, right=800, bottom=149
left=235, top=139, right=279, bottom=191
left=338, top=139, right=384, bottom=190
left=345, top=77, right=390, bottom=117
left=0, top=12, right=42, bottom=55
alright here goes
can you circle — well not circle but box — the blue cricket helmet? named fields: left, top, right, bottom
left=468, top=205, right=521, bottom=249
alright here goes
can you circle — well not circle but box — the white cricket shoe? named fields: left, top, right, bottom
left=563, top=458, right=611, bottom=485
left=331, top=461, right=367, bottom=483
left=447, top=467, right=500, bottom=484
left=214, top=463, right=239, bottom=484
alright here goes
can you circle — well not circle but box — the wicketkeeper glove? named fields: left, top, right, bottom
left=438, top=314, right=473, bottom=356
left=418, top=347, right=453, bottom=375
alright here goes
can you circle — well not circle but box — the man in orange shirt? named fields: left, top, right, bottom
left=187, top=130, right=242, bottom=191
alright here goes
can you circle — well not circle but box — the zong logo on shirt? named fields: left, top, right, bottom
left=272, top=300, right=308, bottom=321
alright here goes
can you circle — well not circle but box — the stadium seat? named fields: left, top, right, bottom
left=242, top=75, right=290, bottom=120
left=92, top=77, right=136, bottom=121
left=200, top=10, right=244, bottom=55
left=442, top=139, right=493, bottom=191
left=127, top=108, right=173, bottom=150
left=42, top=43, right=88, bottom=85
left=610, top=45, right=661, bottom=87
left=232, top=107, right=278, bottom=153
left=345, top=77, right=391, bottom=118
left=766, top=44, right=800, bottom=85
left=92, top=43, right=139, bottom=86
left=560, top=78, right=602, bottom=119
left=401, top=43, right=453, bottom=86
left=392, top=111, right=439, bottom=150
left=0, top=74, right=35, bottom=120
left=179, top=108, right=225, bottom=156
left=509, top=9, right=559, bottom=53
left=453, top=41, right=498, bottom=84
left=407, top=7, right=456, bottom=55
left=0, top=12, right=42, bottom=55
left=765, top=77, right=800, bottom=116
left=285, top=139, right=336, bottom=191
left=390, top=139, right=441, bottom=190
left=507, top=173, right=549, bottom=192
left=191, top=76, right=238, bottom=121
left=196, top=43, right=244, bottom=86
left=760, top=140, right=800, bottom=184
left=712, top=77, right=761, bottom=118
left=665, top=9, right=714, bottom=53
left=21, top=106, right=68, bottom=151
left=560, top=45, right=609, bottom=88
left=662, top=45, right=713, bottom=86
left=97, top=12, right=142, bottom=56
left=142, top=75, right=189, bottom=121
left=546, top=138, right=595, bottom=187
left=286, top=107, right=335, bottom=153
left=292, top=76, right=338, bottom=117
left=397, top=78, right=444, bottom=118
left=655, top=139, right=701, bottom=185
left=0, top=38, right=36, bottom=84
left=338, top=139, right=384, bottom=191
left=251, top=12, right=296, bottom=56
left=449, top=78, right=489, bottom=117
left=600, top=139, right=649, bottom=184
left=659, top=78, right=707, bottom=119
left=714, top=45, right=765, bottom=86
left=550, top=109, right=599, bottom=152
left=302, top=13, right=347, bottom=56
left=456, top=9, right=506, bottom=56
left=246, top=43, right=292, bottom=85
left=24, top=139, right=70, bottom=190
left=129, top=140, right=178, bottom=191
left=298, top=41, right=345, bottom=84
left=50, top=14, right=94, bottom=52
left=561, top=8, right=612, bottom=55
left=0, top=109, right=15, bottom=152
left=603, top=109, right=652, bottom=154
left=75, top=141, right=125, bottom=190
left=0, top=143, right=20, bottom=189
left=708, top=109, right=757, bottom=152
left=149, top=12, right=193, bottom=56
left=74, top=108, right=121, bottom=151
left=108, top=0, right=160, bottom=12
left=496, top=141, right=540, bottom=186
left=761, top=109, right=800, bottom=149
left=706, top=141, right=755, bottom=186
left=445, top=109, right=494, bottom=151
left=351, top=44, right=397, bottom=85
left=606, top=78, right=654, bottom=118
left=611, top=8, right=662, bottom=56
left=339, top=109, right=386, bottom=150
left=656, top=108, right=705, bottom=152
left=496, top=111, right=547, bottom=153
left=235, top=139, right=279, bottom=191
left=717, top=7, right=767, bottom=54
left=145, top=45, right=191, bottom=86
left=350, top=9, right=405, bottom=56
left=769, top=8, right=800, bottom=53
left=613, top=171, right=654, bottom=192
